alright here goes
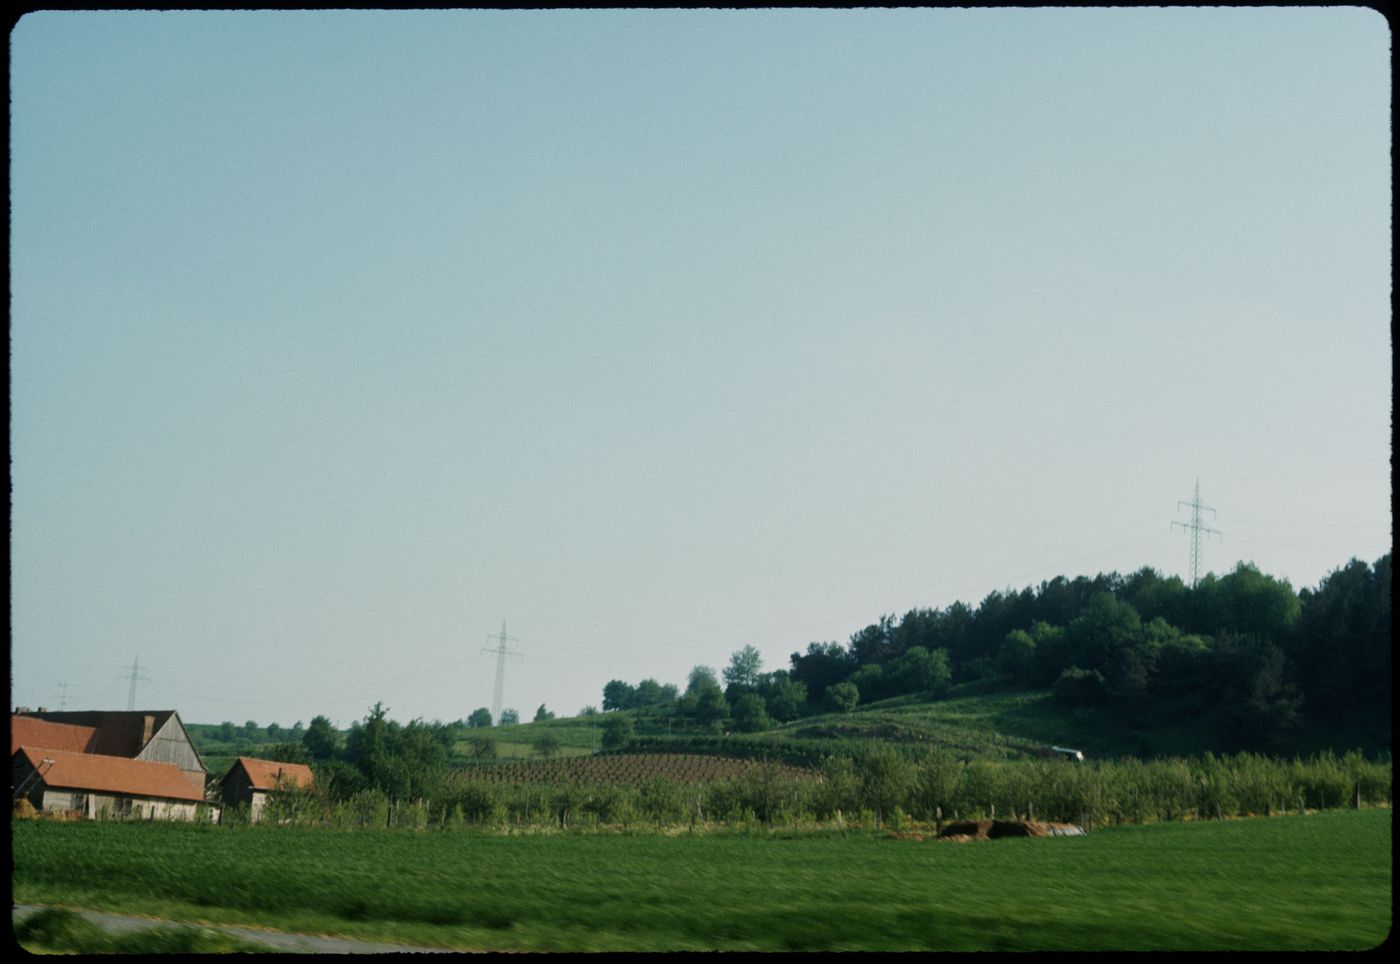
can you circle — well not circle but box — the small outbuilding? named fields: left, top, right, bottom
left=220, top=757, right=315, bottom=823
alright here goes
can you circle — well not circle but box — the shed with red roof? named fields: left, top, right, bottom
left=220, top=757, right=315, bottom=823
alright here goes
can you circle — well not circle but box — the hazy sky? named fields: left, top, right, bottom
left=10, top=8, right=1391, bottom=728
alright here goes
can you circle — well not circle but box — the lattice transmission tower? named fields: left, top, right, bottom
left=121, top=656, right=150, bottom=711
left=1172, top=478, right=1222, bottom=588
left=481, top=622, right=521, bottom=724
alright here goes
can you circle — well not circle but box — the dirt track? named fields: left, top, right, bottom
left=12, top=903, right=463, bottom=954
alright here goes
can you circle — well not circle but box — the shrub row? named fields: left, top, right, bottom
left=239, top=749, right=1390, bottom=832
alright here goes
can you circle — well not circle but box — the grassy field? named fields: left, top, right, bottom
left=11, top=809, right=1390, bottom=951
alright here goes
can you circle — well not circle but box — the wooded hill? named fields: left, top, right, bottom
left=598, top=553, right=1392, bottom=761
left=187, top=553, right=1389, bottom=804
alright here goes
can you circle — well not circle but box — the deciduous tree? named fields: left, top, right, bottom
left=302, top=715, right=338, bottom=761
left=823, top=681, right=859, bottom=713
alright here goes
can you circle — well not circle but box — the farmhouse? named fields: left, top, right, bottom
left=12, top=745, right=214, bottom=821
left=11, top=708, right=209, bottom=794
left=220, top=756, right=315, bottom=823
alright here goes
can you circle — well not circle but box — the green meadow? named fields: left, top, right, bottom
left=11, top=808, right=1390, bottom=952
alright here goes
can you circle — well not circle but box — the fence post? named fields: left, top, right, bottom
left=1026, top=801, right=1033, bottom=822
left=1354, top=784, right=1362, bottom=810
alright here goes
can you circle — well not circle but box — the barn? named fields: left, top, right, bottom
left=12, top=746, right=214, bottom=821
left=11, top=708, right=209, bottom=794
left=220, top=757, right=315, bottom=823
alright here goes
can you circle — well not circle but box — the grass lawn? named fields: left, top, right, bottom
left=11, top=809, right=1390, bottom=952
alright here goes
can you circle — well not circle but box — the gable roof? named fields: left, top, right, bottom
left=13, top=709, right=207, bottom=774
left=13, top=746, right=207, bottom=803
left=15, top=710, right=178, bottom=757
left=10, top=716, right=99, bottom=755
left=227, top=757, right=315, bottom=791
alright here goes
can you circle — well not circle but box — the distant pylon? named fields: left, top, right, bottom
left=481, top=622, right=521, bottom=723
left=121, top=656, right=149, bottom=711
left=1172, top=479, right=1222, bottom=588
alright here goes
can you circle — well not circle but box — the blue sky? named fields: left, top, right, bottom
left=10, top=8, right=1391, bottom=727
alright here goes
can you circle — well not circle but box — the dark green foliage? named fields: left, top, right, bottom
left=764, top=553, right=1384, bottom=752
left=302, top=715, right=339, bottom=761
left=758, top=672, right=808, bottom=722
left=723, top=644, right=764, bottom=692
left=731, top=692, right=770, bottom=733
left=14, top=907, right=275, bottom=954
left=823, top=681, right=860, bottom=713
left=1064, top=593, right=1143, bottom=672
left=998, top=630, right=1036, bottom=685
left=847, top=616, right=896, bottom=666
left=856, top=745, right=914, bottom=827
left=681, top=667, right=731, bottom=731
left=322, top=703, right=454, bottom=802
left=467, top=732, right=497, bottom=760
left=1052, top=666, right=1107, bottom=706
left=788, top=642, right=854, bottom=703
left=602, top=713, right=635, bottom=749
left=603, top=679, right=636, bottom=711
left=466, top=707, right=493, bottom=728
left=890, top=646, right=952, bottom=697
left=1288, top=554, right=1391, bottom=725
left=262, top=741, right=312, bottom=766
left=14, top=907, right=110, bottom=951
left=849, top=663, right=886, bottom=703
left=532, top=733, right=563, bottom=759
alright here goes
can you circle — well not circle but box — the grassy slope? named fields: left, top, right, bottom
left=187, top=680, right=1389, bottom=775
left=665, top=683, right=1390, bottom=763
left=11, top=810, right=1391, bottom=951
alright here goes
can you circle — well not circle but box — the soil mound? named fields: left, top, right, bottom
left=936, top=819, right=1083, bottom=840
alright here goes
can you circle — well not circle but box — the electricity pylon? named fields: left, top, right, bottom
left=121, top=656, right=149, bottom=711
left=481, top=622, right=521, bottom=724
left=1172, top=478, right=1221, bottom=588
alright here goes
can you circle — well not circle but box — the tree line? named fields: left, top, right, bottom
left=601, top=554, right=1391, bottom=751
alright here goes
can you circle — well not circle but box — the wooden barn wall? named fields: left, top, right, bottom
left=139, top=717, right=204, bottom=773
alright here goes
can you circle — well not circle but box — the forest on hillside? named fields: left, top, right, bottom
left=207, top=553, right=1388, bottom=808
left=602, top=554, right=1391, bottom=753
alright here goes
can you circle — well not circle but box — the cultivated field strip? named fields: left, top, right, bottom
left=454, top=752, right=814, bottom=786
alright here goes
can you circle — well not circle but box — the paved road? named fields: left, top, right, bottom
left=12, top=903, right=465, bottom=954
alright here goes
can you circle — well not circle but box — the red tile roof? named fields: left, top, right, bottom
left=10, top=716, right=98, bottom=755
left=14, top=746, right=207, bottom=803
left=15, top=710, right=179, bottom=758
left=232, top=757, right=314, bottom=791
